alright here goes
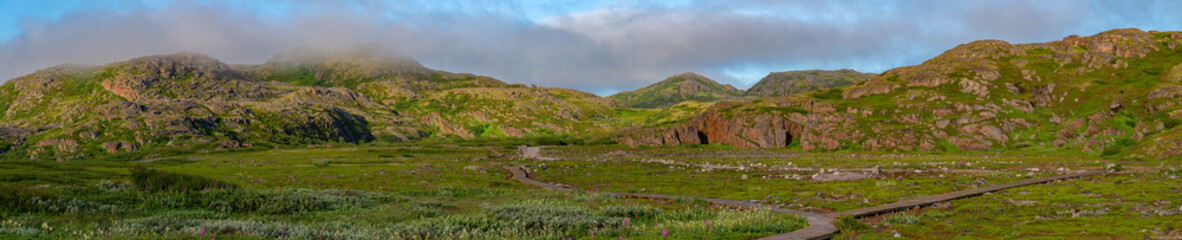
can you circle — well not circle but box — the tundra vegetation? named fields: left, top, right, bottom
left=1, top=29, right=1181, bottom=239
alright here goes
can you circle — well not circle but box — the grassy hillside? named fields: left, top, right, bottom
left=5, top=29, right=1182, bottom=161
left=0, top=51, right=625, bottom=161
left=745, top=69, right=875, bottom=97
left=609, top=72, right=747, bottom=109
left=616, top=28, right=1182, bottom=159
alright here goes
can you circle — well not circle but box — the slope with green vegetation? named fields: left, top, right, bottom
left=6, top=28, right=1182, bottom=161
left=745, top=69, right=875, bottom=97
left=609, top=72, right=747, bottom=109
left=0, top=146, right=807, bottom=240
left=0, top=50, right=625, bottom=161
left=616, top=28, right=1182, bottom=159
left=0, top=53, right=390, bottom=162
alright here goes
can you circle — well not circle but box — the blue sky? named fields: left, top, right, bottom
left=1, top=0, right=1181, bottom=95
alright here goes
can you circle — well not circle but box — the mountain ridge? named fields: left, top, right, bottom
left=3, top=28, right=1182, bottom=160
left=0, top=52, right=622, bottom=161
left=610, top=69, right=875, bottom=108
left=614, top=28, right=1182, bottom=159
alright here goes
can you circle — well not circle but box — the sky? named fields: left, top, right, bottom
left=1, top=0, right=1181, bottom=96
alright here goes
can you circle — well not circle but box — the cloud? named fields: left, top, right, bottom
left=0, top=0, right=1178, bottom=96
left=0, top=1, right=389, bottom=83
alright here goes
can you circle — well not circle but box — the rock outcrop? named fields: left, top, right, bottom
left=617, top=100, right=807, bottom=149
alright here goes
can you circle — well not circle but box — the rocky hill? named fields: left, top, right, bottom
left=5, top=28, right=1182, bottom=161
left=616, top=28, right=1182, bottom=159
left=0, top=52, right=624, bottom=161
left=609, top=72, right=747, bottom=108
left=611, top=70, right=873, bottom=109
left=746, top=69, right=875, bottom=97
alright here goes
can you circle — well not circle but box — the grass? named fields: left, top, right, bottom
left=610, top=74, right=746, bottom=109
left=0, top=141, right=1176, bottom=239
left=810, top=88, right=846, bottom=100
left=0, top=185, right=802, bottom=239
left=609, top=101, right=715, bottom=127
left=0, top=145, right=812, bottom=240
left=129, top=166, right=236, bottom=192
left=7, top=27, right=1182, bottom=240
left=512, top=145, right=1179, bottom=239
left=526, top=145, right=1123, bottom=211
left=847, top=173, right=1182, bottom=239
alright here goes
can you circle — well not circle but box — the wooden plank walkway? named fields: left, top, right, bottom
left=505, top=165, right=1104, bottom=240
left=828, top=171, right=1103, bottom=218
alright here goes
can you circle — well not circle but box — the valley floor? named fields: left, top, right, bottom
left=0, top=143, right=1178, bottom=239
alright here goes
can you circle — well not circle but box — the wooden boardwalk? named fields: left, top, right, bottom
left=505, top=165, right=1104, bottom=240
left=829, top=170, right=1103, bottom=218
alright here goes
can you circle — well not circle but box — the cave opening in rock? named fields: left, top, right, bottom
left=784, top=132, right=794, bottom=147
left=698, top=131, right=709, bottom=144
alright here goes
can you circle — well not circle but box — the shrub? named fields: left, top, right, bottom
left=106, top=215, right=381, bottom=239
left=585, top=137, right=617, bottom=145
left=30, top=196, right=124, bottom=215
left=1012, top=141, right=1033, bottom=149
left=920, top=210, right=955, bottom=219
left=1144, top=66, right=1164, bottom=75
left=883, top=213, right=921, bottom=225
left=388, top=215, right=504, bottom=239
left=1164, top=118, right=1181, bottom=129
left=129, top=166, right=236, bottom=192
left=0, top=184, right=53, bottom=212
left=600, top=205, right=661, bottom=219
left=484, top=202, right=616, bottom=231
left=94, top=180, right=131, bottom=192
left=312, top=160, right=331, bottom=167
left=1100, top=138, right=1138, bottom=156
left=810, top=88, right=845, bottom=100
left=834, top=215, right=869, bottom=233
left=528, top=136, right=584, bottom=146
left=1101, top=145, right=1122, bottom=156
left=202, top=188, right=389, bottom=214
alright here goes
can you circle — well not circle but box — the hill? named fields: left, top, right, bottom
left=745, top=69, right=875, bottom=97
left=5, top=28, right=1182, bottom=160
left=611, top=70, right=873, bottom=109
left=615, top=28, right=1182, bottom=159
left=609, top=72, right=746, bottom=108
left=0, top=51, right=624, bottom=161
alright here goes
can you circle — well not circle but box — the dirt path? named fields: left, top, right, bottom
left=135, top=156, right=196, bottom=163
left=519, top=146, right=557, bottom=161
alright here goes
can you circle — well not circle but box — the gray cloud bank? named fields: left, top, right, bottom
left=1, top=0, right=1179, bottom=95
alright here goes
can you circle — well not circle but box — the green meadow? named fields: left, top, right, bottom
left=1, top=142, right=1176, bottom=239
